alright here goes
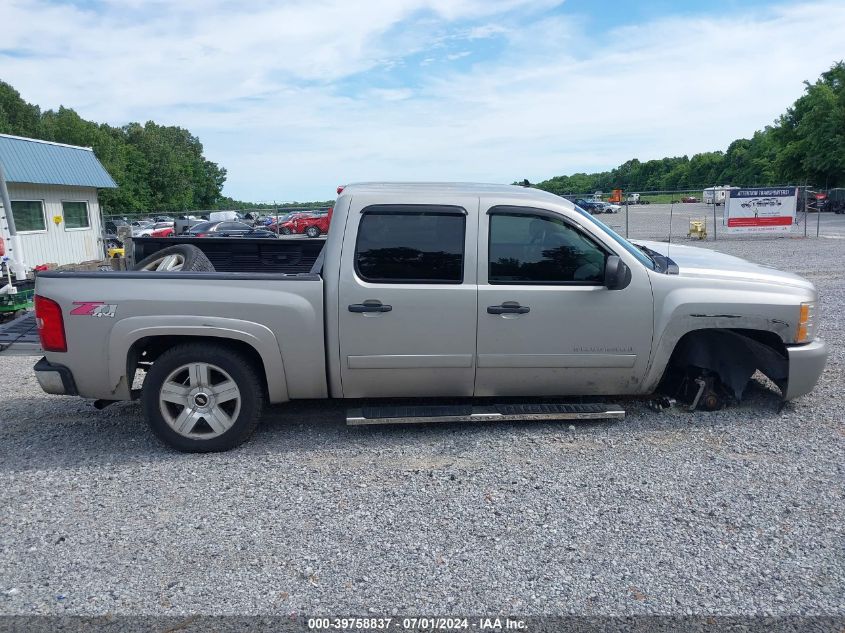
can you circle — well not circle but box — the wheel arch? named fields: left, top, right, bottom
left=648, top=327, right=788, bottom=400
left=110, top=316, right=289, bottom=403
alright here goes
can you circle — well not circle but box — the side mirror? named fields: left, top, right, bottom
left=604, top=255, right=630, bottom=290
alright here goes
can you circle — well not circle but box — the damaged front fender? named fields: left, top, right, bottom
left=665, top=329, right=788, bottom=401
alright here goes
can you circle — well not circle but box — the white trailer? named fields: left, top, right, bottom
left=703, top=186, right=739, bottom=205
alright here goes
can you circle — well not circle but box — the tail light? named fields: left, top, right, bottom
left=194, top=233, right=208, bottom=237
left=35, top=295, right=67, bottom=352
left=337, top=185, right=345, bottom=195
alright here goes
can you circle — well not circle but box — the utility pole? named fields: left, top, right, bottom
left=712, top=183, right=717, bottom=241
left=624, top=190, right=629, bottom=238
left=803, top=181, right=808, bottom=238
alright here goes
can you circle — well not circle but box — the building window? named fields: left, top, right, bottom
left=10, top=201, right=46, bottom=232
left=354, top=206, right=466, bottom=283
left=62, top=201, right=90, bottom=229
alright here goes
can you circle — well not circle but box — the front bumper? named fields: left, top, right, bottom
left=784, top=338, right=828, bottom=400
left=33, top=357, right=78, bottom=396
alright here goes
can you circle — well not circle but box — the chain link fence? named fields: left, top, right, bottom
left=101, top=205, right=326, bottom=225
left=99, top=205, right=331, bottom=242
left=556, top=185, right=842, bottom=243
left=97, top=185, right=843, bottom=251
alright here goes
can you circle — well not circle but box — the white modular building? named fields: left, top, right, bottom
left=0, top=133, right=117, bottom=267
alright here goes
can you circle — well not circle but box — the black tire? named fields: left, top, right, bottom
left=142, top=343, right=265, bottom=452
left=305, top=226, right=321, bottom=238
left=280, top=227, right=292, bottom=235
left=133, top=244, right=215, bottom=272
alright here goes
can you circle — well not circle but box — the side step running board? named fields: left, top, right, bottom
left=346, top=403, right=624, bottom=426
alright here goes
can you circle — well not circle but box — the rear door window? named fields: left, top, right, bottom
left=354, top=205, right=466, bottom=283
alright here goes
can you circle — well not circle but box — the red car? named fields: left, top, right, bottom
left=294, top=208, right=333, bottom=238
left=150, top=226, right=175, bottom=238
left=273, top=212, right=311, bottom=235
left=275, top=208, right=333, bottom=237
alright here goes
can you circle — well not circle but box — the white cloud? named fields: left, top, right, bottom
left=1, top=0, right=844, bottom=200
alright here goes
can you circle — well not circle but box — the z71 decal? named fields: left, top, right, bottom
left=70, top=302, right=118, bottom=318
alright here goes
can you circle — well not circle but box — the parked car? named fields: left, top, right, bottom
left=292, top=208, right=333, bottom=237
left=264, top=213, right=297, bottom=232
left=595, top=202, right=621, bottom=214
left=827, top=188, right=845, bottom=214
left=681, top=196, right=699, bottom=203
left=29, top=182, right=826, bottom=452
left=572, top=198, right=604, bottom=214
left=136, top=221, right=174, bottom=237
left=130, top=221, right=154, bottom=237
left=242, top=211, right=269, bottom=226
left=275, top=212, right=312, bottom=235
left=150, top=226, right=175, bottom=238
left=186, top=221, right=277, bottom=238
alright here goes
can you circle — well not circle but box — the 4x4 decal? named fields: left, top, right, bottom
left=70, top=302, right=118, bottom=318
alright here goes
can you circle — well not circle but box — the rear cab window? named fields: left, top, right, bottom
left=354, top=205, right=467, bottom=283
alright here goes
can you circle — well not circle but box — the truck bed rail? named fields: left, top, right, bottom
left=131, top=236, right=326, bottom=274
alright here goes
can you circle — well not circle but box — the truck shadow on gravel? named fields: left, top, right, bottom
left=0, top=381, right=786, bottom=473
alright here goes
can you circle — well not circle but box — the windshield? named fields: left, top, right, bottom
left=571, top=205, right=655, bottom=270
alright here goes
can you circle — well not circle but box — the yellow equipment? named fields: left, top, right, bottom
left=107, top=246, right=125, bottom=259
left=688, top=218, right=707, bottom=240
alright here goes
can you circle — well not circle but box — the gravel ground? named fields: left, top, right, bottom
left=0, top=214, right=843, bottom=617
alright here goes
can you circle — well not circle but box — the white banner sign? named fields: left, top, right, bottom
left=725, top=187, right=797, bottom=233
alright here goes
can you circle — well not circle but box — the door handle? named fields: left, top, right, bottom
left=487, top=302, right=530, bottom=315
left=348, top=300, right=393, bottom=313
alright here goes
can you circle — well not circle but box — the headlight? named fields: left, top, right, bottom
left=796, top=301, right=817, bottom=343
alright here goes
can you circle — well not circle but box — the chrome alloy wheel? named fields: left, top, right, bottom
left=140, top=253, right=185, bottom=271
left=158, top=362, right=241, bottom=439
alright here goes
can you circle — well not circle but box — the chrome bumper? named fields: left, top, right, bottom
left=784, top=339, right=828, bottom=400
left=33, top=357, right=78, bottom=396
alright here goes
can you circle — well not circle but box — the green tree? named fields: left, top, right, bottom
left=0, top=81, right=230, bottom=213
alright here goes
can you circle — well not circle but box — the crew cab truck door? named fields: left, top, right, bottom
left=337, top=196, right=479, bottom=398
left=474, top=203, right=654, bottom=397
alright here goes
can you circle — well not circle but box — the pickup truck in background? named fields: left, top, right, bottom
left=29, top=183, right=827, bottom=452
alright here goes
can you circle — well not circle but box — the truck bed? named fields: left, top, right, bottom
left=131, top=236, right=326, bottom=274
left=33, top=270, right=327, bottom=402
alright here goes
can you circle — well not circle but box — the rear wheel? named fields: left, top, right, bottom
left=142, top=343, right=264, bottom=452
left=280, top=227, right=292, bottom=235
left=305, top=226, right=321, bottom=238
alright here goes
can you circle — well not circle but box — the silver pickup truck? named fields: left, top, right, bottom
left=30, top=183, right=827, bottom=451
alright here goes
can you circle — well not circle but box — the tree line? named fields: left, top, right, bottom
left=534, top=61, right=845, bottom=195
